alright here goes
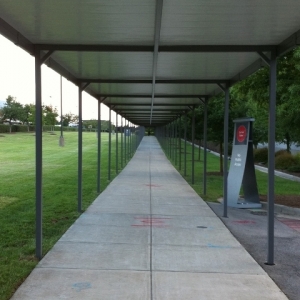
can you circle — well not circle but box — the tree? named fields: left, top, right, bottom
left=1, top=96, right=24, bottom=133
left=43, top=105, right=58, bottom=130
left=207, top=95, right=229, bottom=173
left=62, top=112, right=79, bottom=126
left=231, top=48, right=300, bottom=151
left=19, top=104, right=35, bottom=132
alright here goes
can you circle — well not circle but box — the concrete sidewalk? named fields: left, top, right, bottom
left=11, top=136, right=288, bottom=300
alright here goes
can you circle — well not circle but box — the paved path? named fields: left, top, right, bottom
left=11, top=137, right=287, bottom=300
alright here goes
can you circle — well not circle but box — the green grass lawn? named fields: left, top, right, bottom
left=161, top=138, right=300, bottom=202
left=0, top=131, right=136, bottom=300
left=1, top=133, right=299, bottom=299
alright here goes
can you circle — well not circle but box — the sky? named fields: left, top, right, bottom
left=0, top=34, right=115, bottom=123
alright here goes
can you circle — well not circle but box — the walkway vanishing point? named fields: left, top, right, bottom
left=11, top=136, right=287, bottom=300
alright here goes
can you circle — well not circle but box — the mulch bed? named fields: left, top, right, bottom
left=260, top=195, right=300, bottom=208
left=206, top=172, right=300, bottom=208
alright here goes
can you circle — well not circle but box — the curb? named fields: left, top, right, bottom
left=184, top=140, right=300, bottom=182
left=260, top=202, right=300, bottom=217
left=184, top=140, right=300, bottom=217
left=217, top=198, right=300, bottom=217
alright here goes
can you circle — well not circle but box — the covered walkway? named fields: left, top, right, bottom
left=11, top=137, right=287, bottom=300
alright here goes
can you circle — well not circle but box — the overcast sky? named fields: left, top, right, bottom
left=0, top=34, right=114, bottom=122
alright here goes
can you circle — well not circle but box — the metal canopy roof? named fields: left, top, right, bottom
left=1, top=0, right=300, bottom=126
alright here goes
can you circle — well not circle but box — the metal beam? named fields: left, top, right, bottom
left=159, top=45, right=277, bottom=52
left=0, top=17, right=34, bottom=54
left=78, top=79, right=230, bottom=84
left=257, top=51, right=271, bottom=66
left=101, top=94, right=208, bottom=98
left=277, top=29, right=300, bottom=56
left=35, top=44, right=276, bottom=53
left=117, top=108, right=187, bottom=112
left=105, top=103, right=191, bottom=107
left=41, top=50, right=55, bottom=64
left=230, top=58, right=268, bottom=87
left=36, top=44, right=153, bottom=52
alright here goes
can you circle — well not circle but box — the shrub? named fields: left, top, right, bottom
left=275, top=149, right=289, bottom=157
left=294, top=153, right=300, bottom=165
left=275, top=152, right=297, bottom=170
left=0, top=124, right=10, bottom=133
left=287, top=165, right=300, bottom=173
left=253, top=147, right=268, bottom=163
left=0, top=124, right=35, bottom=133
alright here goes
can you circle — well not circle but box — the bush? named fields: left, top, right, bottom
left=275, top=152, right=297, bottom=170
left=0, top=124, right=35, bottom=133
left=287, top=165, right=300, bottom=173
left=0, top=124, right=10, bottom=133
left=294, top=153, right=300, bottom=165
left=253, top=147, right=268, bottom=163
left=275, top=149, right=289, bottom=157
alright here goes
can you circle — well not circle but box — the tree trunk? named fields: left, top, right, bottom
left=285, top=132, right=291, bottom=153
left=219, top=141, right=223, bottom=174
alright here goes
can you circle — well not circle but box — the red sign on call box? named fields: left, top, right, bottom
left=237, top=125, right=247, bottom=143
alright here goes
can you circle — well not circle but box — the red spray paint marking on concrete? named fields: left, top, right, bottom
left=144, top=184, right=161, bottom=188
left=132, top=217, right=171, bottom=227
left=232, top=220, right=256, bottom=225
left=278, top=218, right=300, bottom=232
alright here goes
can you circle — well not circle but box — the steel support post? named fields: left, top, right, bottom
left=164, top=126, right=166, bottom=150
left=35, top=50, right=43, bottom=259
left=78, top=86, right=83, bottom=213
left=97, top=100, right=101, bottom=193
left=184, top=115, right=187, bottom=176
left=192, top=107, right=195, bottom=184
left=59, top=75, right=64, bottom=147
left=135, top=126, right=138, bottom=151
left=169, top=124, right=172, bottom=157
left=266, top=52, right=277, bottom=265
left=173, top=121, right=175, bottom=161
left=116, top=113, right=119, bottom=174
left=203, top=99, right=208, bottom=195
left=129, top=122, right=132, bottom=158
left=166, top=125, right=168, bottom=155
left=128, top=122, right=130, bottom=158
left=166, top=125, right=169, bottom=154
left=129, top=121, right=131, bottom=159
left=223, top=86, right=230, bottom=218
left=121, top=117, right=123, bottom=168
left=124, top=120, right=127, bottom=163
left=179, top=117, right=182, bottom=170
left=108, top=108, right=112, bottom=180
left=165, top=125, right=167, bottom=154
left=170, top=122, right=173, bottom=160
left=175, top=120, right=178, bottom=165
